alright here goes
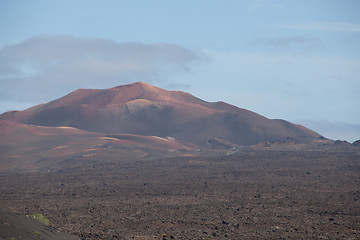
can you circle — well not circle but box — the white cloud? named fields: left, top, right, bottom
left=250, top=35, right=322, bottom=49
left=265, top=22, right=360, bottom=33
left=0, top=35, right=201, bottom=110
left=186, top=49, right=360, bottom=124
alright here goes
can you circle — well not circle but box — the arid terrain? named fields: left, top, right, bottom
left=0, top=82, right=359, bottom=239
left=1, top=147, right=359, bottom=239
left=0, top=82, right=321, bottom=173
left=0, top=82, right=320, bottom=150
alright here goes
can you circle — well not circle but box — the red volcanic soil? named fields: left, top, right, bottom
left=0, top=83, right=358, bottom=239
left=0, top=82, right=320, bottom=147
left=0, top=120, right=202, bottom=172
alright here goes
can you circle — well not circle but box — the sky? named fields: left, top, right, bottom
left=0, top=0, right=359, bottom=142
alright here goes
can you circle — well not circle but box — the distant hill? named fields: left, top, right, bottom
left=0, top=120, right=198, bottom=172
left=0, top=82, right=324, bottom=171
left=0, top=82, right=320, bottom=148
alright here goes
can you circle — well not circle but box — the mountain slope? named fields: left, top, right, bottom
left=0, top=82, right=320, bottom=147
left=0, top=120, right=200, bottom=172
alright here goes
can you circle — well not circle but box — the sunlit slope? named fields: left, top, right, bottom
left=0, top=81, right=320, bottom=147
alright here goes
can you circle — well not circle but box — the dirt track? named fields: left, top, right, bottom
left=1, top=149, right=359, bottom=239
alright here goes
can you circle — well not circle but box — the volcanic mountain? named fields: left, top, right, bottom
left=0, top=119, right=200, bottom=171
left=0, top=82, right=320, bottom=148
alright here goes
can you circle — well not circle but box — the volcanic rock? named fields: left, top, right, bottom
left=0, top=82, right=320, bottom=147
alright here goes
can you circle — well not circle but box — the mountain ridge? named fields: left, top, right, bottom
left=0, top=81, right=320, bottom=147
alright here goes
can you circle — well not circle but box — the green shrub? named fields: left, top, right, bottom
left=30, top=213, right=50, bottom=225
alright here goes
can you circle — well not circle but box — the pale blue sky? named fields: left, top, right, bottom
left=1, top=0, right=359, bottom=141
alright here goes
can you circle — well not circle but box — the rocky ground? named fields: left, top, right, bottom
left=0, top=202, right=79, bottom=240
left=1, top=148, right=359, bottom=239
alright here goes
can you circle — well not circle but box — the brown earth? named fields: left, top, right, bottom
left=0, top=82, right=320, bottom=147
left=1, top=147, right=359, bottom=239
left=0, top=202, right=79, bottom=240
left=0, top=120, right=205, bottom=172
left=0, top=82, right=358, bottom=239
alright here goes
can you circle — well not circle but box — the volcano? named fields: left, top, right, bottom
left=0, top=82, right=319, bottom=148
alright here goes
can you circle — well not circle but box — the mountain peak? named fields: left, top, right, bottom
left=131, top=81, right=152, bottom=87
left=114, top=81, right=159, bottom=91
left=0, top=82, right=320, bottom=146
